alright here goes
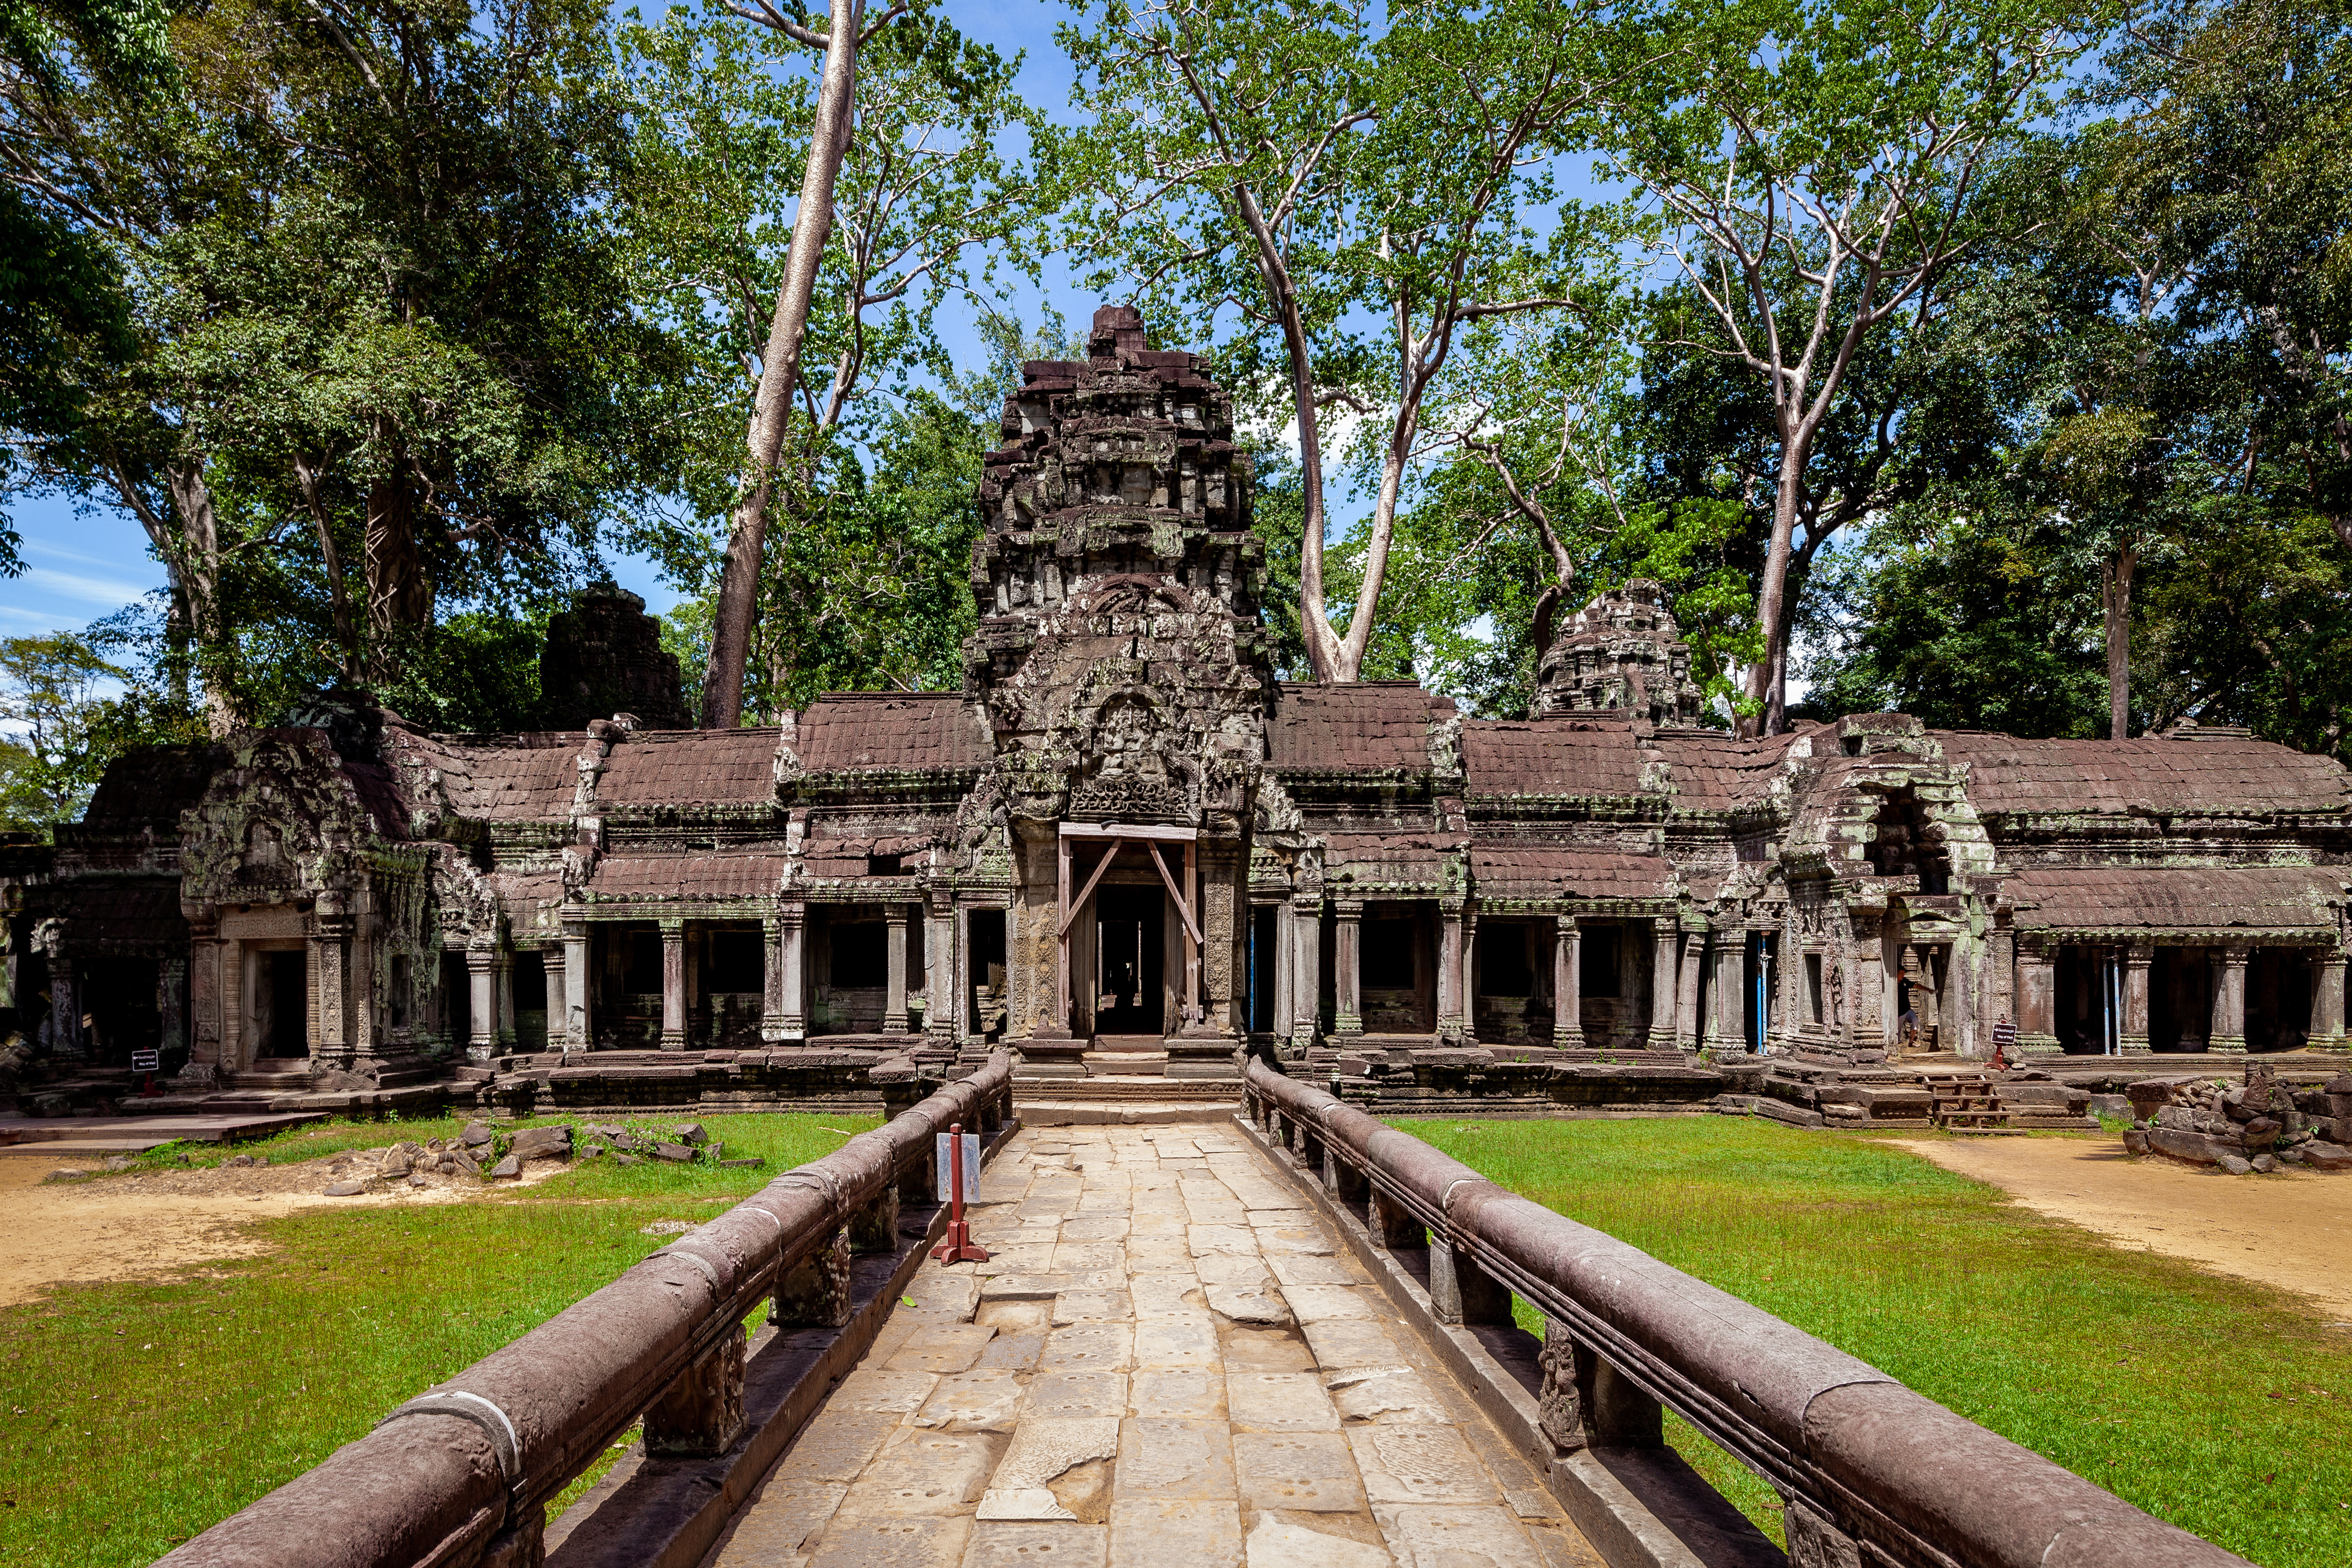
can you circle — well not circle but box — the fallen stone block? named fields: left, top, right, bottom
left=324, top=1179, right=369, bottom=1197
left=2145, top=1126, right=2235, bottom=1166
left=1752, top=1097, right=1825, bottom=1131
left=673, top=1123, right=708, bottom=1146
left=2217, top=1155, right=2253, bottom=1176
left=460, top=1121, right=494, bottom=1148
left=490, top=1154, right=522, bottom=1179
left=652, top=1142, right=695, bottom=1163
left=2303, top=1141, right=2352, bottom=1171
left=718, top=1157, right=763, bottom=1168
left=510, top=1126, right=572, bottom=1162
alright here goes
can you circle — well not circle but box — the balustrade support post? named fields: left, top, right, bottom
left=1367, top=1187, right=1426, bottom=1252
left=774, top=1228, right=853, bottom=1328
left=643, top=1323, right=747, bottom=1456
left=848, top=1186, right=901, bottom=1254
left=1784, top=1501, right=1866, bottom=1568
left=1429, top=1240, right=1513, bottom=1326
left=475, top=1504, right=545, bottom=1568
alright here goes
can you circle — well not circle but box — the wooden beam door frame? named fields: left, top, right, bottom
left=1057, top=822, right=1200, bottom=1035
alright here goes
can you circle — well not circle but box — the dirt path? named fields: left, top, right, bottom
left=1890, top=1135, right=2352, bottom=1320
left=0, top=1155, right=566, bottom=1311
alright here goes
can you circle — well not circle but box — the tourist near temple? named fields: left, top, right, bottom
left=6, top=307, right=2352, bottom=1135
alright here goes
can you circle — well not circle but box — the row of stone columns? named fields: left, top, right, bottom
left=2013, top=941, right=2349, bottom=1052
left=1286, top=902, right=1738, bottom=1052
left=532, top=905, right=936, bottom=1055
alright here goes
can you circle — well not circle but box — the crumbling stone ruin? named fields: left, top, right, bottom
left=2125, top=1062, right=2352, bottom=1173
left=3, top=306, right=2349, bottom=1134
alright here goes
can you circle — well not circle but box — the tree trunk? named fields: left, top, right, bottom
left=162, top=460, right=237, bottom=739
left=2104, top=543, right=2135, bottom=739
left=1746, top=436, right=1809, bottom=736
left=293, top=455, right=362, bottom=685
left=700, top=0, right=864, bottom=730
left=364, top=449, right=433, bottom=678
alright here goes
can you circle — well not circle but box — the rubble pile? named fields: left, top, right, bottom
left=311, top=1117, right=762, bottom=1195
left=2125, top=1064, right=2352, bottom=1174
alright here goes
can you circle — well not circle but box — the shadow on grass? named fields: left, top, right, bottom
left=1407, top=1114, right=2351, bottom=1568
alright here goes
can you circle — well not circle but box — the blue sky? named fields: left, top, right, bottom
left=2, top=0, right=1094, bottom=646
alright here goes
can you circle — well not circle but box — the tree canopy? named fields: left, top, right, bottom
left=3, top=0, right=2350, bottom=832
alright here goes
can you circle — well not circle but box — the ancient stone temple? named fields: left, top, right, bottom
left=6, top=305, right=2350, bottom=1121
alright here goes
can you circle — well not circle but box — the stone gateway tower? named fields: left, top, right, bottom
left=961, top=305, right=1276, bottom=1076
left=13, top=304, right=2352, bottom=1125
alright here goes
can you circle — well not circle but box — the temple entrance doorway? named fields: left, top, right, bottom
left=250, top=947, right=309, bottom=1059
left=1094, top=885, right=1165, bottom=1036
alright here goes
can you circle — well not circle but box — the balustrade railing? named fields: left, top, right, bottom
left=160, top=1053, right=1014, bottom=1568
left=1241, top=1057, right=2245, bottom=1568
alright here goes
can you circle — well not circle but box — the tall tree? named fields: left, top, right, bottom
left=1062, top=0, right=1632, bottom=682
left=1600, top=0, right=2096, bottom=731
left=625, top=0, right=1043, bottom=722
left=8, top=0, right=668, bottom=727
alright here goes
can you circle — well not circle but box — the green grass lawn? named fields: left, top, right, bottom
left=1400, top=1117, right=2352, bottom=1568
left=0, top=1111, right=881, bottom=1568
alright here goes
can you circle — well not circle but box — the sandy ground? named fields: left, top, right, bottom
left=1891, top=1136, right=2352, bottom=1321
left=0, top=1152, right=569, bottom=1310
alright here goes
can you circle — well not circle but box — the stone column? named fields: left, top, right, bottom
left=2211, top=944, right=2249, bottom=1051
left=1851, top=934, right=1887, bottom=1050
left=2312, top=949, right=2347, bottom=1049
left=1438, top=899, right=1466, bottom=1044
left=185, top=917, right=223, bottom=1083
left=563, top=916, right=591, bottom=1048
left=312, top=908, right=351, bottom=1069
left=1552, top=915, right=1583, bottom=1048
left=659, top=918, right=687, bottom=1052
left=1291, top=895, right=1323, bottom=1053
left=466, top=947, right=497, bottom=1063
left=771, top=904, right=807, bottom=1043
left=1711, top=933, right=1744, bottom=1052
left=159, top=955, right=186, bottom=1057
left=1676, top=930, right=1705, bottom=1051
left=2016, top=941, right=2057, bottom=1052
left=542, top=941, right=567, bottom=1050
left=1461, top=909, right=1481, bottom=1046
left=1333, top=900, right=1364, bottom=1041
left=924, top=896, right=956, bottom=1046
left=2120, top=941, right=2153, bottom=1052
left=1272, top=904, right=1297, bottom=1042
left=1648, top=921, right=1678, bottom=1046
left=495, top=945, right=518, bottom=1049
left=1985, top=922, right=2016, bottom=1055
left=883, top=904, right=911, bottom=1034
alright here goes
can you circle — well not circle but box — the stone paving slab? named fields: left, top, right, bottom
left=706, top=1121, right=1605, bottom=1568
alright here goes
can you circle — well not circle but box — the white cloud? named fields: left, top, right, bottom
left=19, top=565, right=160, bottom=607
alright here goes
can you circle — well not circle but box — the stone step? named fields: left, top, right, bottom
left=1087, top=1051, right=1170, bottom=1076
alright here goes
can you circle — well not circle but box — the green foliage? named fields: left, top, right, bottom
left=1407, top=1116, right=2352, bottom=1566
left=0, top=631, right=127, bottom=829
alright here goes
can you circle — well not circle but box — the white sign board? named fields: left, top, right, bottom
left=131, top=1050, right=161, bottom=1072
left=934, top=1132, right=983, bottom=1204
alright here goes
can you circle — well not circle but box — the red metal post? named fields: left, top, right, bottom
left=930, top=1121, right=989, bottom=1264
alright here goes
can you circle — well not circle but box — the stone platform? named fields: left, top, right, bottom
left=0, top=1108, right=327, bottom=1154
left=686, top=1121, right=1604, bottom=1568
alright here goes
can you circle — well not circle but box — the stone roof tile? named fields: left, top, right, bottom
left=1938, top=732, right=2349, bottom=815
left=598, top=729, right=781, bottom=806
left=2007, top=865, right=2346, bottom=931
left=589, top=853, right=789, bottom=900
left=1468, top=848, right=1673, bottom=901
left=796, top=694, right=992, bottom=773
left=1269, top=683, right=1453, bottom=772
